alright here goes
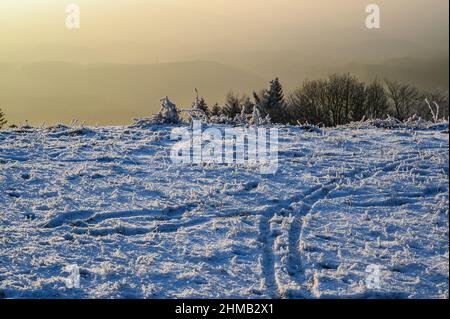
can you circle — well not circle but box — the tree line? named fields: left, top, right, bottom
left=198, top=74, right=449, bottom=126
left=1, top=74, right=448, bottom=129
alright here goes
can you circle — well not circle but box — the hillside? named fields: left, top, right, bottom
left=0, top=61, right=265, bottom=125
left=0, top=125, right=448, bottom=298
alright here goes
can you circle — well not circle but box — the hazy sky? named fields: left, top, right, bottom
left=1, top=0, right=448, bottom=63
left=0, top=0, right=448, bottom=125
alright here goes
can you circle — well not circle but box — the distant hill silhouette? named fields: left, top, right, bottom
left=0, top=61, right=265, bottom=125
left=0, top=53, right=448, bottom=125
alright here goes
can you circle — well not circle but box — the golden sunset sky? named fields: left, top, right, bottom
left=0, top=0, right=448, bottom=124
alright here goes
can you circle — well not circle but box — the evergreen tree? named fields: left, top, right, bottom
left=222, top=92, right=241, bottom=118
left=0, top=108, right=7, bottom=129
left=210, top=103, right=222, bottom=117
left=240, top=95, right=254, bottom=115
left=257, top=78, right=287, bottom=123
left=193, top=97, right=209, bottom=116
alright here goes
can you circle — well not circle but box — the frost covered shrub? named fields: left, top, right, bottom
left=208, top=115, right=233, bottom=125
left=341, top=115, right=449, bottom=131
left=153, top=96, right=180, bottom=124
left=184, top=92, right=209, bottom=122
left=208, top=103, right=271, bottom=126
left=191, top=95, right=209, bottom=117
left=131, top=96, right=180, bottom=127
left=249, top=104, right=271, bottom=126
left=48, top=127, right=96, bottom=137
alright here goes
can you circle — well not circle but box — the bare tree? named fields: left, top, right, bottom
left=384, top=79, right=420, bottom=120
left=347, top=77, right=367, bottom=122
left=287, top=79, right=328, bottom=125
left=324, top=74, right=366, bottom=126
left=255, top=75, right=445, bottom=126
left=323, top=74, right=348, bottom=126
left=364, top=78, right=389, bottom=119
left=288, top=74, right=367, bottom=126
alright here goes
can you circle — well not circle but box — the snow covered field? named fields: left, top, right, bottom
left=0, top=124, right=448, bottom=299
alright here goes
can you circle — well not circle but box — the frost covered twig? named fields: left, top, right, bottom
left=425, top=98, right=440, bottom=124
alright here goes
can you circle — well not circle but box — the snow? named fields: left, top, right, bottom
left=0, top=124, right=448, bottom=299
